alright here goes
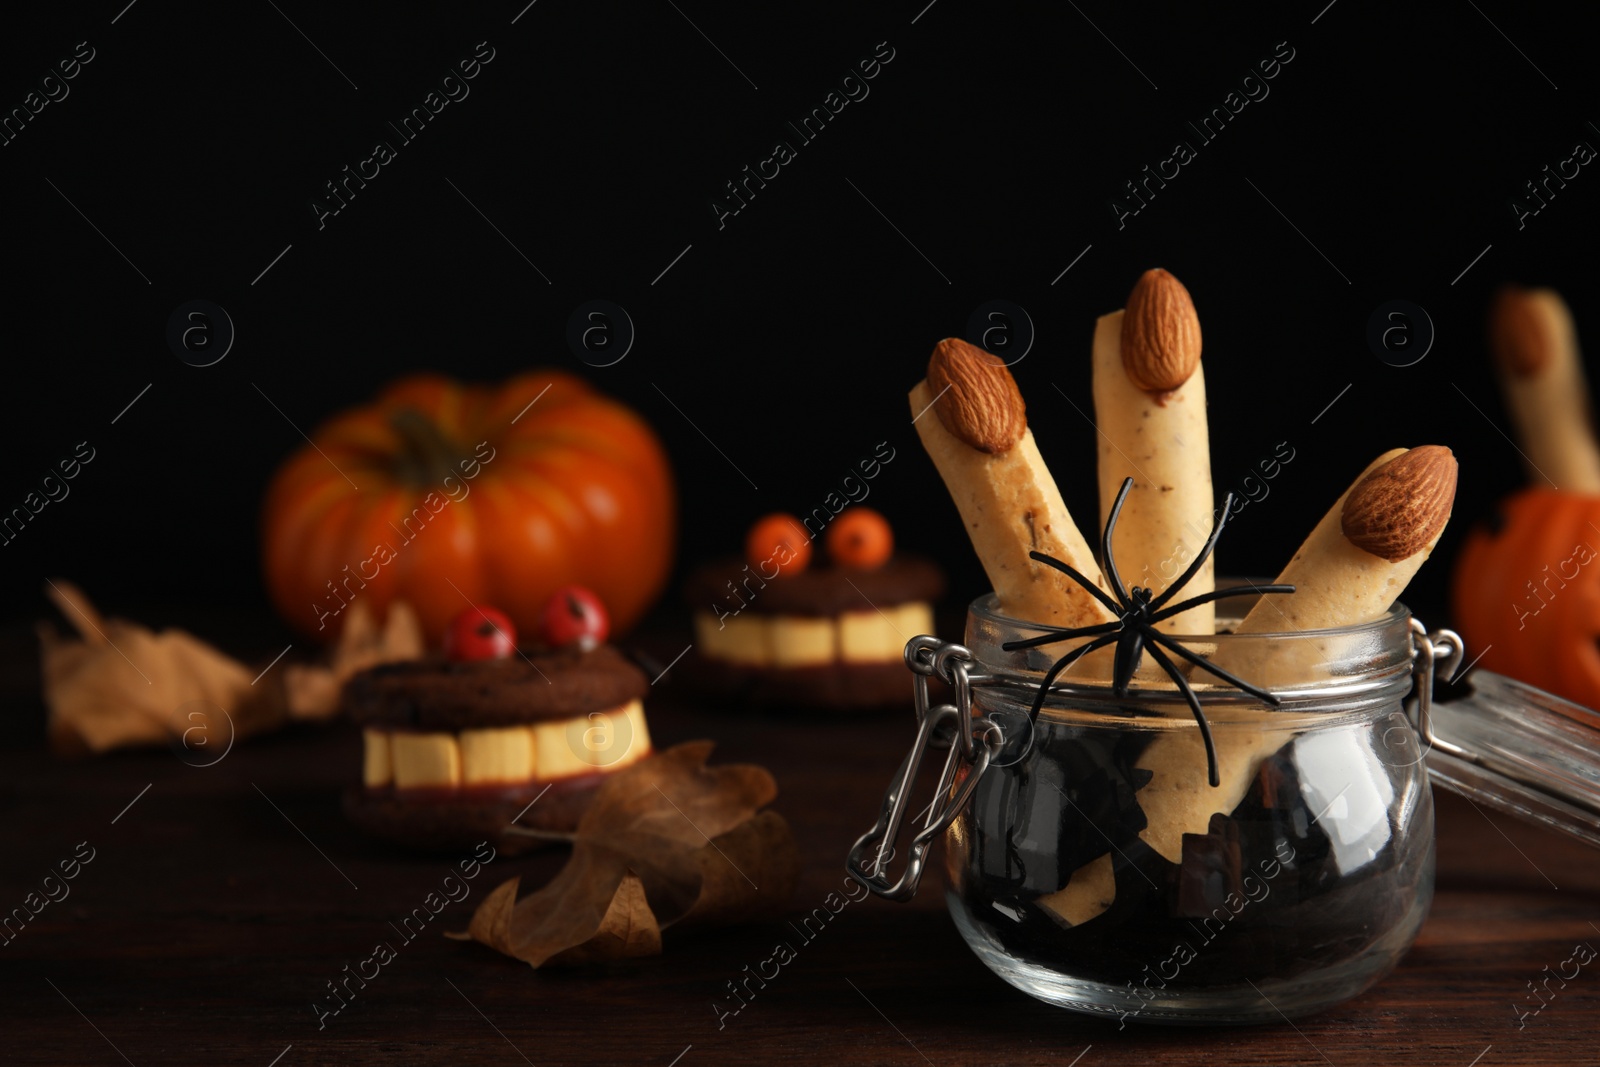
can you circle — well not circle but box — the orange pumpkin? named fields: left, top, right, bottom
left=262, top=371, right=675, bottom=645
left=1453, top=488, right=1600, bottom=709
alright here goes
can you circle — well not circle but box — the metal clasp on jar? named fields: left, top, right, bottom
left=845, top=636, right=1002, bottom=901
left=1408, top=617, right=1467, bottom=758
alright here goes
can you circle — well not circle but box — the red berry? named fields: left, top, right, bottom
left=444, top=606, right=517, bottom=662
left=542, top=585, right=610, bottom=651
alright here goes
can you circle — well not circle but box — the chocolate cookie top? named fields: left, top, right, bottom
left=343, top=644, right=648, bottom=730
left=683, top=553, right=945, bottom=617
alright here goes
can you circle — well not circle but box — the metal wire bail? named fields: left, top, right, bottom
left=848, top=636, right=1000, bottom=901
left=1408, top=617, right=1467, bottom=760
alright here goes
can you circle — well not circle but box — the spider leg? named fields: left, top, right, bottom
left=1001, top=619, right=1123, bottom=651
left=1024, top=632, right=1121, bottom=722
left=1143, top=640, right=1221, bottom=788
left=1100, top=478, right=1134, bottom=605
left=1148, top=584, right=1295, bottom=625
left=1149, top=492, right=1236, bottom=612
left=1146, top=631, right=1282, bottom=707
left=1027, top=551, right=1124, bottom=616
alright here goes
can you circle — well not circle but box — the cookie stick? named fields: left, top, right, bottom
left=1092, top=269, right=1214, bottom=634
left=915, top=339, right=1113, bottom=927
left=910, top=339, right=1115, bottom=630
left=1230, top=446, right=1458, bottom=640
left=1134, top=446, right=1458, bottom=865
left=1037, top=272, right=1212, bottom=924
left=1490, top=286, right=1600, bottom=492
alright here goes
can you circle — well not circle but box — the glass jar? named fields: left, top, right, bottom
left=849, top=590, right=1458, bottom=1025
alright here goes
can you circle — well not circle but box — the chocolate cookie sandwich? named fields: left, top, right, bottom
left=343, top=587, right=653, bottom=852
left=683, top=507, right=944, bottom=708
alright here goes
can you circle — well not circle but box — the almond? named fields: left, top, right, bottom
left=1121, top=268, right=1202, bottom=396
left=1341, top=446, right=1458, bottom=562
left=926, top=338, right=1026, bottom=453
left=1489, top=286, right=1556, bottom=378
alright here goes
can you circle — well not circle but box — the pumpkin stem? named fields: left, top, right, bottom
left=391, top=408, right=464, bottom=486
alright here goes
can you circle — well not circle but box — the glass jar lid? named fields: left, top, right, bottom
left=1427, top=669, right=1600, bottom=849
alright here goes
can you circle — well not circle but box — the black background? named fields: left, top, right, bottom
left=4, top=0, right=1597, bottom=641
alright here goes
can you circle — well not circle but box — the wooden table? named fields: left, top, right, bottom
left=3, top=628, right=1596, bottom=1067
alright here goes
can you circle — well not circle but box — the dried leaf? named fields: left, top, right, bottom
left=448, top=875, right=522, bottom=953
left=570, top=739, right=778, bottom=924
left=40, top=581, right=280, bottom=755
left=546, top=873, right=661, bottom=966
left=676, top=810, right=801, bottom=929
left=461, top=849, right=629, bottom=967
left=36, top=582, right=424, bottom=754
left=454, top=742, right=799, bottom=968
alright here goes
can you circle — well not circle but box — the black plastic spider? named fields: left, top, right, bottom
left=1000, top=477, right=1294, bottom=787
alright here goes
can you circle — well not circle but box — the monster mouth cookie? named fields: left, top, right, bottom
left=683, top=507, right=945, bottom=709
left=343, top=587, right=653, bottom=852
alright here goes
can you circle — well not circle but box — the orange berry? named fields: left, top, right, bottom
left=745, top=513, right=813, bottom=576
left=827, top=507, right=894, bottom=570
